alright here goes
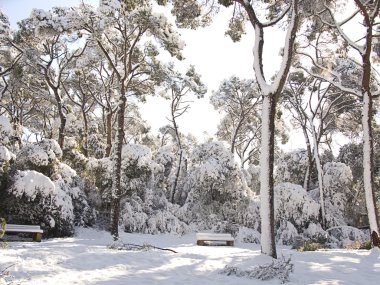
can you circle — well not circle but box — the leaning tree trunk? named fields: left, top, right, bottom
left=171, top=149, right=183, bottom=203
left=309, top=122, right=326, bottom=229
left=110, top=89, right=126, bottom=240
left=362, top=91, right=380, bottom=246
left=53, top=88, right=66, bottom=149
left=259, top=94, right=277, bottom=259
left=170, top=102, right=183, bottom=204
left=302, top=126, right=313, bottom=191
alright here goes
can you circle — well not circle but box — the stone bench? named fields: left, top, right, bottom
left=4, top=224, right=43, bottom=242
left=196, top=233, right=234, bottom=246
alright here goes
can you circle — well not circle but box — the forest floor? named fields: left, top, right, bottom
left=1, top=227, right=379, bottom=285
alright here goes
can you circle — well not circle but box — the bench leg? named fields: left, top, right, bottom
left=226, top=241, right=234, bottom=246
left=197, top=240, right=205, bottom=246
left=33, top=233, right=42, bottom=242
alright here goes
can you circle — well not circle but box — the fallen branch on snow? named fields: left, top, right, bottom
left=108, top=240, right=178, bottom=253
left=0, top=264, right=17, bottom=285
left=220, top=256, right=293, bottom=284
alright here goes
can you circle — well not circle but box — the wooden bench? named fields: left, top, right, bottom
left=4, top=224, right=43, bottom=242
left=196, top=233, right=234, bottom=246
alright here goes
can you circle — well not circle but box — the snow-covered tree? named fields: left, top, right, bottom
left=76, top=0, right=185, bottom=239
left=165, top=0, right=301, bottom=258
left=275, top=149, right=309, bottom=187
left=17, top=7, right=88, bottom=149
left=274, top=183, right=320, bottom=244
left=322, top=162, right=353, bottom=227
left=283, top=73, right=355, bottom=228
left=298, top=0, right=380, bottom=245
left=0, top=139, right=94, bottom=237
left=0, top=9, right=23, bottom=80
left=160, top=64, right=206, bottom=203
left=0, top=116, right=14, bottom=188
left=211, top=76, right=261, bottom=167
left=179, top=141, right=250, bottom=229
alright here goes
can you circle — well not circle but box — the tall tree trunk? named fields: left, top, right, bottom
left=171, top=149, right=183, bottom=203
left=230, top=115, right=244, bottom=154
left=362, top=91, right=380, bottom=245
left=110, top=89, right=126, bottom=240
left=105, top=108, right=113, bottom=157
left=170, top=98, right=183, bottom=204
left=310, top=125, right=326, bottom=229
left=53, top=88, right=66, bottom=149
left=359, top=3, right=380, bottom=245
left=313, top=141, right=327, bottom=229
left=82, top=108, right=89, bottom=157
left=259, top=94, right=277, bottom=259
left=302, top=126, right=313, bottom=190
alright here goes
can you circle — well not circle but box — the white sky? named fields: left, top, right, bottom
left=0, top=0, right=305, bottom=149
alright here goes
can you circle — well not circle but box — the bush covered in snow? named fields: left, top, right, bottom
left=0, top=116, right=12, bottom=146
left=327, top=226, right=369, bottom=248
left=121, top=191, right=189, bottom=235
left=0, top=146, right=13, bottom=192
left=303, top=223, right=328, bottom=244
left=276, top=221, right=300, bottom=246
left=236, top=226, right=261, bottom=244
left=243, top=165, right=260, bottom=194
left=54, top=163, right=95, bottom=227
left=323, top=162, right=353, bottom=227
left=274, top=183, right=320, bottom=232
left=13, top=139, right=62, bottom=177
left=177, top=141, right=251, bottom=229
left=62, top=136, right=89, bottom=175
left=275, top=149, right=309, bottom=186
left=0, top=139, right=94, bottom=237
left=120, top=144, right=161, bottom=196
left=0, top=170, right=74, bottom=237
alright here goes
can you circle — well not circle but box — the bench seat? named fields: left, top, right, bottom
left=4, top=224, right=43, bottom=242
left=196, top=233, right=234, bottom=246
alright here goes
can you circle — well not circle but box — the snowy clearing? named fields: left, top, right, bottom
left=1, top=228, right=379, bottom=285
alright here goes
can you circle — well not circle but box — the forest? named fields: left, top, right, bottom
left=0, top=0, right=380, bottom=265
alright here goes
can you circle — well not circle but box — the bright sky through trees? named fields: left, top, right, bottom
left=0, top=0, right=305, bottom=148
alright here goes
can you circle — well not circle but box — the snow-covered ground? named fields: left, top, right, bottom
left=1, top=228, right=379, bottom=285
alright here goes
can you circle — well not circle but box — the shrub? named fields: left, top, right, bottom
left=298, top=242, right=326, bottom=252
left=275, top=183, right=320, bottom=232
left=327, top=226, right=369, bottom=248
left=344, top=240, right=372, bottom=250
left=303, top=223, right=329, bottom=244
left=4, top=170, right=74, bottom=237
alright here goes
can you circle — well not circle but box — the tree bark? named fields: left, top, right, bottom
left=302, top=126, right=313, bottom=191
left=171, top=149, right=183, bottom=203
left=82, top=108, right=89, bottom=157
left=362, top=91, right=380, bottom=243
left=110, top=87, right=127, bottom=240
left=105, top=108, right=113, bottom=157
left=170, top=94, right=183, bottom=204
left=259, top=94, right=277, bottom=259
left=356, top=0, right=380, bottom=244
left=310, top=124, right=326, bottom=229
left=53, top=88, right=66, bottom=149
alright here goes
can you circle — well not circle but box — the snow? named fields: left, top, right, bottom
left=1, top=227, right=379, bottom=285
left=0, top=146, right=11, bottom=162
left=10, top=170, right=74, bottom=220
left=11, top=170, right=56, bottom=200
left=0, top=116, right=12, bottom=145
